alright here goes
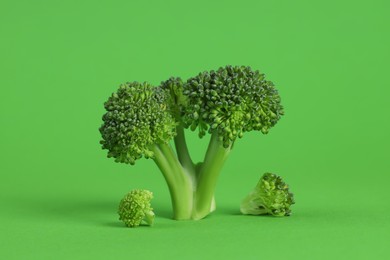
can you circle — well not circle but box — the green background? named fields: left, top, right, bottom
left=1, top=0, right=389, bottom=259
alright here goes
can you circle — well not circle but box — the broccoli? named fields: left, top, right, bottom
left=100, top=65, right=284, bottom=220
left=118, top=189, right=155, bottom=227
left=240, top=173, right=294, bottom=216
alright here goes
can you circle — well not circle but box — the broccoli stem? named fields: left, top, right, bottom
left=192, top=133, right=231, bottom=220
left=152, top=143, right=193, bottom=220
left=153, top=132, right=231, bottom=220
left=240, top=192, right=268, bottom=215
left=143, top=210, right=155, bottom=226
left=174, top=124, right=195, bottom=174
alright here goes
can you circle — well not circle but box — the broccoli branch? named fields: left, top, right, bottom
left=152, top=143, right=194, bottom=220
left=192, top=133, right=231, bottom=220
left=174, top=124, right=195, bottom=174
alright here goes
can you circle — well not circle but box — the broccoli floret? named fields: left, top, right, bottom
left=160, top=77, right=187, bottom=117
left=240, top=173, right=294, bottom=216
left=100, top=81, right=194, bottom=220
left=118, top=189, right=155, bottom=227
left=182, top=65, right=283, bottom=219
left=100, top=66, right=284, bottom=220
left=183, top=65, right=283, bottom=146
left=99, top=82, right=177, bottom=165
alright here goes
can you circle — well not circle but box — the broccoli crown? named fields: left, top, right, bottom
left=240, top=172, right=294, bottom=216
left=118, top=189, right=155, bottom=227
left=183, top=65, right=283, bottom=147
left=99, top=82, right=177, bottom=164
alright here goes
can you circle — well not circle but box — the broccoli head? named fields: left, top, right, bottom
left=240, top=173, right=294, bottom=216
left=99, top=82, right=177, bottom=165
left=183, top=65, right=284, bottom=147
left=118, top=189, right=155, bottom=227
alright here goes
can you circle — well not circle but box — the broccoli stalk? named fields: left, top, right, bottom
left=151, top=143, right=194, bottom=219
left=100, top=66, right=284, bottom=220
left=192, top=133, right=231, bottom=219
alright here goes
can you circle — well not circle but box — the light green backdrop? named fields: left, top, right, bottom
left=1, top=0, right=389, bottom=259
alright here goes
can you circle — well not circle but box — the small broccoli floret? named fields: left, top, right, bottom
left=118, top=189, right=155, bottom=227
left=240, top=173, right=294, bottom=216
left=160, top=77, right=187, bottom=117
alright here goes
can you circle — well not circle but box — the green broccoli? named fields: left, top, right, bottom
left=100, top=65, right=284, bottom=220
left=118, top=189, right=155, bottom=227
left=240, top=173, right=294, bottom=216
